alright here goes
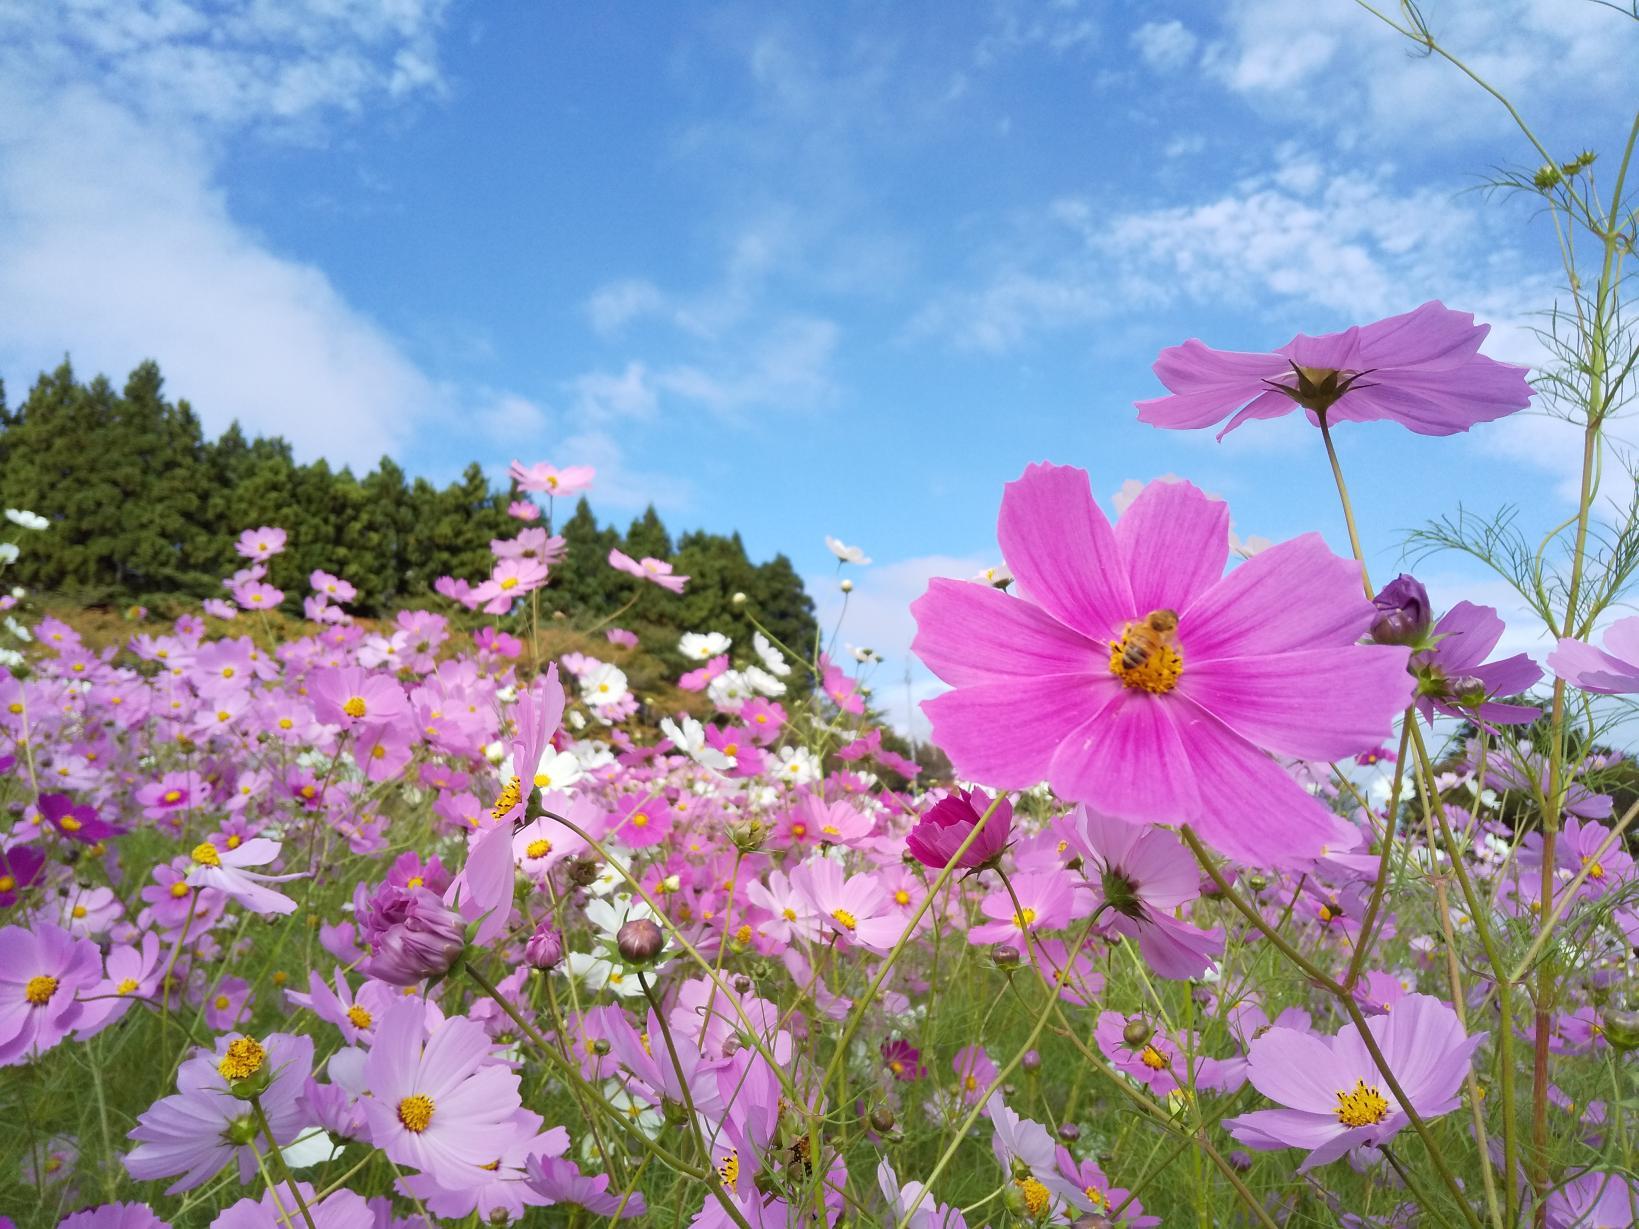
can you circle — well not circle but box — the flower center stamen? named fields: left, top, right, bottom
left=1015, top=1176, right=1051, bottom=1217
left=191, top=843, right=221, bottom=867
left=397, top=1093, right=435, bottom=1133
left=218, top=1036, right=266, bottom=1080
left=1335, top=1078, right=1390, bottom=1127
left=1109, top=609, right=1183, bottom=694
left=25, top=975, right=57, bottom=1005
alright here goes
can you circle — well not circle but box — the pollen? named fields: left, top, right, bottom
left=116, top=977, right=139, bottom=994
left=632, top=812, right=650, bottom=827
left=0, top=875, right=14, bottom=893
left=894, top=889, right=911, bottom=906
left=24, top=975, right=58, bottom=1005
left=526, top=839, right=551, bottom=859
left=1015, top=1175, right=1051, bottom=1217
left=1583, top=856, right=1606, bottom=880
left=1139, top=1044, right=1170, bottom=1071
left=832, top=909, right=858, bottom=931
left=397, top=1093, right=435, bottom=1133
left=1108, top=610, right=1184, bottom=694
left=718, top=1150, right=739, bottom=1186
left=491, top=776, right=523, bottom=819
left=347, top=1005, right=373, bottom=1030
left=218, top=1036, right=266, bottom=1081
left=169, top=882, right=190, bottom=899
left=735, top=923, right=753, bottom=944
left=161, top=789, right=182, bottom=804
left=191, top=843, right=221, bottom=867
left=1334, top=1078, right=1390, bottom=1128
left=1014, top=907, right=1037, bottom=929
left=342, top=696, right=367, bottom=719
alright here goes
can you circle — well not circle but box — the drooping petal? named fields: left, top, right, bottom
left=1178, top=645, right=1411, bottom=761
left=911, top=579, right=1102, bottom=688
left=1135, top=339, right=1289, bottom=431
left=1113, top=480, right=1229, bottom=616
left=996, top=463, right=1134, bottom=641
left=1548, top=635, right=1639, bottom=694
left=1180, top=532, right=1373, bottom=661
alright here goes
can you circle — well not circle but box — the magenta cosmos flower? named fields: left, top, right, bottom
left=1137, top=301, right=1532, bottom=439
left=906, top=788, right=1013, bottom=871
left=1223, top=993, right=1482, bottom=1172
left=911, top=464, right=1412, bottom=868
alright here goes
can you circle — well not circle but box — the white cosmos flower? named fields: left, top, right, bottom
left=584, top=895, right=661, bottom=940
left=4, top=509, right=48, bottom=531
left=532, top=749, right=584, bottom=793
left=0, top=544, right=18, bottom=565
left=825, top=535, right=871, bottom=565
left=706, top=670, right=752, bottom=711
left=679, top=631, right=731, bottom=661
left=564, top=952, right=647, bottom=998
left=5, top=616, right=30, bottom=642
left=752, top=632, right=792, bottom=677
left=846, top=644, right=880, bottom=664
left=973, top=563, right=1013, bottom=586
left=580, top=662, right=629, bottom=708
left=774, top=746, right=821, bottom=787
left=660, top=715, right=734, bottom=771
left=741, top=664, right=786, bottom=697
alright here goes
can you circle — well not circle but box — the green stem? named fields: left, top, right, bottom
left=249, top=1095, right=318, bottom=1229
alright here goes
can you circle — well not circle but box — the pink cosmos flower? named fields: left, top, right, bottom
left=912, top=464, right=1411, bottom=868
left=509, top=459, right=595, bottom=495
left=1137, top=301, right=1532, bottom=439
left=507, top=499, right=541, bottom=521
left=210, top=1180, right=370, bottom=1229
left=1549, top=615, right=1639, bottom=695
left=125, top=1033, right=313, bottom=1192
left=524, top=1156, right=648, bottom=1219
left=185, top=838, right=304, bottom=916
left=231, top=581, right=283, bottom=612
left=1544, top=1170, right=1639, bottom=1228
left=37, top=793, right=125, bottom=844
left=1223, top=993, right=1483, bottom=1172
left=1094, top=1013, right=1196, bottom=1096
left=361, top=1000, right=524, bottom=1187
left=308, top=666, right=407, bottom=731
left=952, top=1044, right=999, bottom=1106
left=1054, top=1150, right=1159, bottom=1227
left=790, top=855, right=905, bottom=953
left=1410, top=602, right=1542, bottom=726
left=233, top=527, right=286, bottom=561
left=400, top=1107, right=568, bottom=1222
left=202, top=598, right=238, bottom=620
left=0, top=844, right=45, bottom=908
left=0, top=922, right=100, bottom=1065
left=906, top=788, right=1012, bottom=871
left=608, top=548, right=688, bottom=593
left=969, top=870, right=1075, bottom=947
left=877, top=1159, right=968, bottom=1229
left=467, top=557, right=549, bottom=615
left=606, top=627, right=639, bottom=648
left=309, top=571, right=358, bottom=603
left=1067, top=806, right=1223, bottom=979
left=59, top=1205, right=172, bottom=1229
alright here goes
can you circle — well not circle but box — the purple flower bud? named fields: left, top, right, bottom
left=1370, top=574, right=1432, bottom=646
left=905, top=788, right=1012, bottom=871
left=524, top=921, right=565, bottom=970
left=360, top=886, right=465, bottom=986
left=616, top=918, right=664, bottom=964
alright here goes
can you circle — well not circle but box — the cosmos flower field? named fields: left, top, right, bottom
left=2, top=289, right=1638, bottom=1229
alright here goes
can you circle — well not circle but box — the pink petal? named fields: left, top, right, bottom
left=996, top=463, right=1134, bottom=641
left=1245, top=1028, right=1345, bottom=1113
left=911, top=579, right=1103, bottom=688
left=1180, top=533, right=1372, bottom=661
left=1046, top=691, right=1202, bottom=821
left=1113, top=480, right=1229, bottom=616
left=921, top=674, right=1120, bottom=791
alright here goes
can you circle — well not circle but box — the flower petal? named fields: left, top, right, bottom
left=911, top=578, right=1102, bottom=688
left=997, top=463, right=1134, bottom=641
left=1180, top=533, right=1372, bottom=660
left=1113, top=480, right=1229, bottom=616
left=922, top=674, right=1120, bottom=791
left=1046, top=692, right=1202, bottom=821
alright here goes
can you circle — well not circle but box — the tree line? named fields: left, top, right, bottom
left=0, top=360, right=817, bottom=653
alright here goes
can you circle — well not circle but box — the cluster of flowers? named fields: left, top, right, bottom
left=1, top=302, right=1636, bottom=1229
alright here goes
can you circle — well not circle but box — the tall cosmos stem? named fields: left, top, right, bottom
left=249, top=1094, right=318, bottom=1229
left=1315, top=411, right=1374, bottom=597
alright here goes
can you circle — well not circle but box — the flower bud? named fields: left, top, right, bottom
left=566, top=857, right=601, bottom=887
left=990, top=942, right=1020, bottom=969
left=1123, top=1018, right=1153, bottom=1048
left=1021, top=1049, right=1041, bottom=1071
left=1057, top=1121, right=1080, bottom=1142
left=361, top=887, right=466, bottom=987
left=731, top=592, right=748, bottom=606
left=728, top=818, right=768, bottom=853
left=1370, top=574, right=1432, bottom=647
left=868, top=1106, right=896, bottom=1133
left=591, top=1037, right=611, bottom=1056
left=1600, top=1009, right=1639, bottom=1053
left=616, top=918, right=665, bottom=964
left=839, top=579, right=853, bottom=593
left=524, top=921, right=565, bottom=971
left=1448, top=674, right=1488, bottom=707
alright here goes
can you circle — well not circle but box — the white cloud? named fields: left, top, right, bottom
left=586, top=279, right=667, bottom=336
left=1131, top=20, right=1199, bottom=72
left=568, top=362, right=660, bottom=423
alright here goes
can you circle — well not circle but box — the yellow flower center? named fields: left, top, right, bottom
left=791, top=823, right=807, bottom=838
left=782, top=907, right=798, bottom=921
left=347, top=1005, right=373, bottom=1029
left=169, top=882, right=190, bottom=899
left=0, top=875, right=14, bottom=893
left=214, top=994, right=231, bottom=1010
left=407, top=876, right=425, bottom=888
left=24, top=975, right=57, bottom=1005
left=632, top=812, right=649, bottom=827
left=116, top=978, right=139, bottom=994
left=71, top=905, right=87, bottom=919
left=1140, top=1044, right=1169, bottom=1071
left=1108, top=609, right=1183, bottom=694
left=218, top=1036, right=266, bottom=1080
left=342, top=696, right=367, bottom=719
left=735, top=923, right=753, bottom=944
left=491, top=776, right=522, bottom=819
left=1014, top=907, right=1037, bottom=929
left=191, top=843, right=221, bottom=867
left=894, top=889, right=911, bottom=906
left=60, top=816, right=81, bottom=832
left=964, top=1074, right=978, bottom=1092
left=1015, top=1176, right=1051, bottom=1216
left=889, top=1059, right=904, bottom=1075
left=1335, top=1078, right=1390, bottom=1128
left=832, top=909, right=858, bottom=931
left=526, top=839, right=551, bottom=859
left=1583, top=856, right=1606, bottom=880
left=278, top=717, right=294, bottom=730
left=397, top=1093, right=435, bottom=1133
left=500, top=576, right=520, bottom=590
left=162, top=789, right=182, bottom=804
left=1084, top=1184, right=1106, bottom=1207
left=718, top=1150, right=739, bottom=1186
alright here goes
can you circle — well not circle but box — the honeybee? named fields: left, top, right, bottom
left=1119, top=608, right=1179, bottom=671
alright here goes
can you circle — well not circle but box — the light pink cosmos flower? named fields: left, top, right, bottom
left=510, top=459, right=595, bottom=495
left=210, top=1180, right=370, bottom=1228
left=911, top=464, right=1411, bottom=868
left=233, top=527, right=286, bottom=561
left=608, top=548, right=688, bottom=593
left=361, top=1000, right=524, bottom=1187
left=789, top=855, right=905, bottom=953
left=0, top=922, right=100, bottom=1065
left=1137, top=301, right=1532, bottom=439
left=968, top=869, right=1075, bottom=947
left=309, top=666, right=407, bottom=731
left=468, top=557, right=549, bottom=615
left=1549, top=614, right=1639, bottom=695
left=231, top=581, right=283, bottom=612
left=507, top=499, right=541, bottom=521
left=185, top=838, right=305, bottom=916
left=1223, top=993, right=1483, bottom=1172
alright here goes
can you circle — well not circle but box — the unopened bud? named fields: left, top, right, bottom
left=1021, top=1049, right=1041, bottom=1071
left=616, top=918, right=665, bottom=964
left=1057, top=1121, right=1080, bottom=1142
left=731, top=592, right=748, bottom=607
left=990, top=942, right=1020, bottom=969
left=567, top=857, right=601, bottom=887
left=524, top=921, right=565, bottom=971
left=1123, top=1018, right=1153, bottom=1048
left=728, top=818, right=767, bottom=853
left=1600, top=1009, right=1639, bottom=1052
left=868, top=1106, right=896, bottom=1133
left=839, top=579, right=853, bottom=593
left=1369, top=574, right=1432, bottom=647
left=591, top=1037, right=611, bottom=1056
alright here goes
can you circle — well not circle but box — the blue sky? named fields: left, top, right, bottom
left=1, top=1, right=1634, bottom=730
